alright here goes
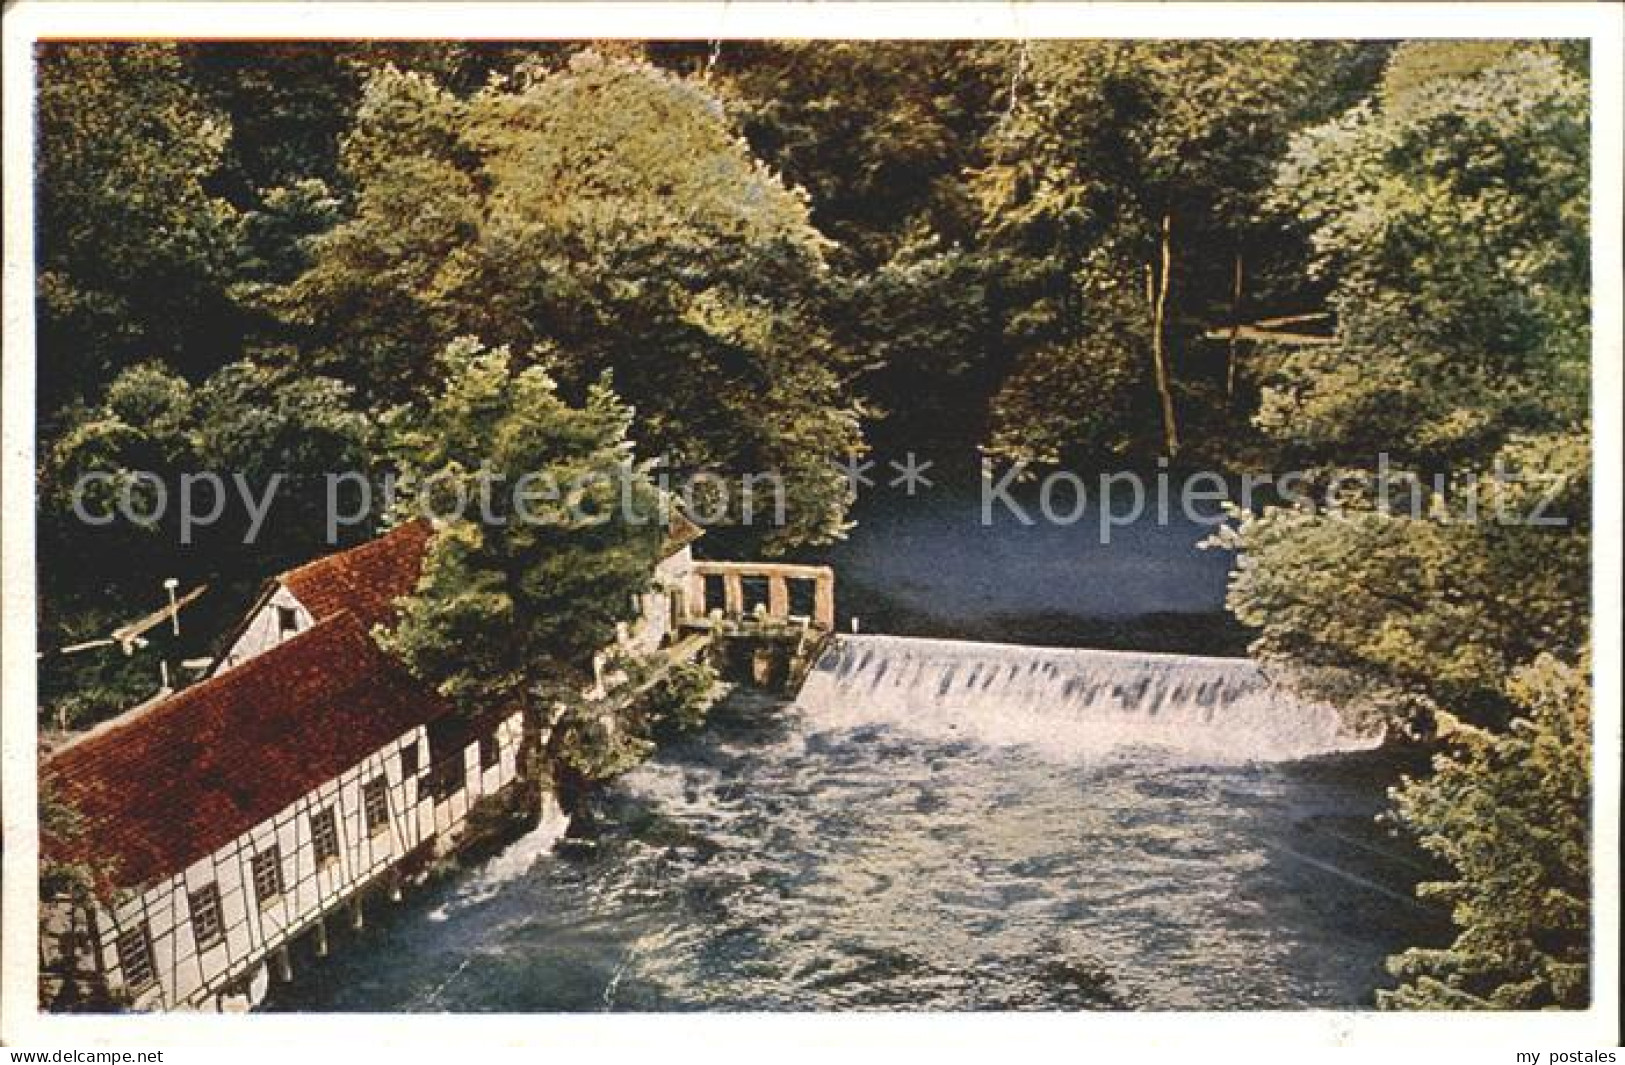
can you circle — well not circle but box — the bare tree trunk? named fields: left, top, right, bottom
left=1226, top=247, right=1244, bottom=400
left=1150, top=213, right=1180, bottom=458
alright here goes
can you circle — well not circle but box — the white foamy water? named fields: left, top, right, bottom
left=426, top=797, right=572, bottom=922
left=797, top=635, right=1380, bottom=763
left=268, top=688, right=1438, bottom=1012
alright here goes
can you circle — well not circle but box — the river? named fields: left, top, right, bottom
left=267, top=465, right=1448, bottom=1011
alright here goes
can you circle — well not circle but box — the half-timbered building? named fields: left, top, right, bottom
left=40, top=513, right=705, bottom=1012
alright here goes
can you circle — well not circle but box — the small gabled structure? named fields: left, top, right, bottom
left=40, top=511, right=710, bottom=1012
left=213, top=520, right=434, bottom=674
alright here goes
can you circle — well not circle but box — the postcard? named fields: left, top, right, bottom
left=2, top=2, right=1619, bottom=1054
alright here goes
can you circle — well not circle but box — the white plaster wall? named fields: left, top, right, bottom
left=656, top=546, right=694, bottom=587
left=216, top=585, right=313, bottom=674
left=627, top=546, right=695, bottom=653
left=92, top=708, right=526, bottom=1011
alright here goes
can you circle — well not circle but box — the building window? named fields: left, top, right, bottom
left=479, top=730, right=501, bottom=771
left=400, top=741, right=420, bottom=778
left=276, top=604, right=299, bottom=638
left=363, top=776, right=390, bottom=836
left=188, top=883, right=224, bottom=949
left=311, top=807, right=340, bottom=865
left=250, top=846, right=284, bottom=907
left=424, top=718, right=467, bottom=804
left=115, top=922, right=156, bottom=992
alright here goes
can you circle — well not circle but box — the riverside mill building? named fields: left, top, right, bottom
left=39, top=514, right=708, bottom=1012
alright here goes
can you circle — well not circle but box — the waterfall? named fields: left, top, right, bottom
left=795, top=634, right=1380, bottom=763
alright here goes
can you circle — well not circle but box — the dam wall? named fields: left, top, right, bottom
left=795, top=634, right=1379, bottom=762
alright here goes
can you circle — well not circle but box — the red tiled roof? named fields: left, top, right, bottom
left=281, top=511, right=697, bottom=632
left=44, top=512, right=699, bottom=891
left=41, top=612, right=458, bottom=891
left=280, top=519, right=433, bottom=632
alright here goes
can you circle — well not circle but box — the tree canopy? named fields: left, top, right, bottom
left=278, top=53, right=861, bottom=551
left=1212, top=43, right=1591, bottom=1010
left=376, top=338, right=666, bottom=709
left=35, top=44, right=244, bottom=416
left=1222, top=44, right=1589, bottom=728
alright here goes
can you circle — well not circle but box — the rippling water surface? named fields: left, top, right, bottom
left=269, top=691, right=1445, bottom=1012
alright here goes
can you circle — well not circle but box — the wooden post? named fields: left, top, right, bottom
left=388, top=871, right=403, bottom=903
left=349, top=894, right=364, bottom=932
left=313, top=917, right=329, bottom=958
left=687, top=572, right=707, bottom=620
left=813, top=572, right=835, bottom=630
left=723, top=573, right=744, bottom=616
left=272, top=946, right=293, bottom=983
left=768, top=575, right=789, bottom=618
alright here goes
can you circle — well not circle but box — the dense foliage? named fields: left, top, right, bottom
left=37, top=358, right=374, bottom=726
left=34, top=39, right=1594, bottom=1008
left=1222, top=44, right=1589, bottom=728
left=277, top=54, right=861, bottom=550
left=975, top=41, right=1380, bottom=462
left=1215, top=42, right=1592, bottom=1006
left=36, top=45, right=243, bottom=417
left=377, top=338, right=666, bottom=716
left=370, top=337, right=684, bottom=807
left=1380, top=653, right=1591, bottom=1009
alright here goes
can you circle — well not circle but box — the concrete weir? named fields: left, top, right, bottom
left=795, top=634, right=1381, bottom=762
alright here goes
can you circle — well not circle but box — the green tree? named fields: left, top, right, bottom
left=36, top=44, right=244, bottom=417
left=279, top=53, right=862, bottom=551
left=836, top=239, right=1007, bottom=454
left=713, top=41, right=999, bottom=271
left=705, top=43, right=1007, bottom=456
left=40, top=360, right=373, bottom=590
left=182, top=43, right=364, bottom=197
left=985, top=272, right=1148, bottom=463
left=1215, top=438, right=1589, bottom=730
left=1380, top=654, right=1591, bottom=1009
left=1259, top=44, right=1588, bottom=468
left=375, top=338, right=667, bottom=780
left=1223, top=44, right=1590, bottom=727
left=1214, top=44, right=1591, bottom=1007
left=37, top=360, right=374, bottom=728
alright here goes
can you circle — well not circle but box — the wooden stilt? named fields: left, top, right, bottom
left=313, top=917, right=329, bottom=958
left=388, top=871, right=403, bottom=903
left=272, top=946, right=293, bottom=983
left=349, top=894, right=365, bottom=932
